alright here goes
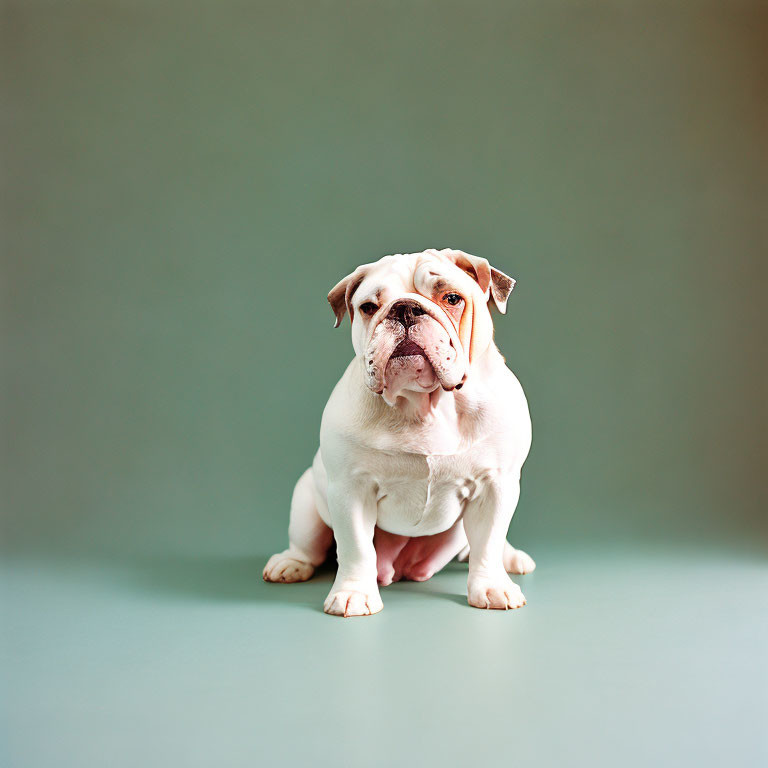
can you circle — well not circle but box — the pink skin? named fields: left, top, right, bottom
left=383, top=352, right=437, bottom=395
left=374, top=521, right=468, bottom=586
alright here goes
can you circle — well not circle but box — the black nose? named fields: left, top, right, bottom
left=389, top=299, right=426, bottom=327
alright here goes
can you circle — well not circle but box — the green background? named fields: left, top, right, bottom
left=2, top=2, right=766, bottom=767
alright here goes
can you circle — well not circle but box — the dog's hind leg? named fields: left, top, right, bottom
left=457, top=540, right=536, bottom=575
left=502, top=542, right=536, bottom=574
left=263, top=468, right=333, bottom=583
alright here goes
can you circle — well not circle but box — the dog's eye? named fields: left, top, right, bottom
left=359, top=302, right=378, bottom=316
left=443, top=293, right=463, bottom=306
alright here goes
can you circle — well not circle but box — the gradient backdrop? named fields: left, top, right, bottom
left=2, top=2, right=767, bottom=767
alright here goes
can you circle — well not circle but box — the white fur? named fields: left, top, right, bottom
left=263, top=249, right=534, bottom=616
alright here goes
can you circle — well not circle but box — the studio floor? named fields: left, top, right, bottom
left=2, top=543, right=766, bottom=768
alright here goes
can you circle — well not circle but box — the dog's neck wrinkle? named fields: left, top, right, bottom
left=392, top=388, right=444, bottom=422
left=362, top=375, right=453, bottom=426
left=348, top=359, right=490, bottom=455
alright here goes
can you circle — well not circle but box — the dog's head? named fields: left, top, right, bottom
left=328, top=249, right=515, bottom=404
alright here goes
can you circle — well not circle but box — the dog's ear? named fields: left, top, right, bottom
left=488, top=266, right=516, bottom=314
left=327, top=267, right=366, bottom=328
left=439, top=249, right=516, bottom=314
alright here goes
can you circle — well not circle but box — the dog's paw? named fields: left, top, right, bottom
left=324, top=585, right=383, bottom=617
left=263, top=551, right=315, bottom=583
left=503, top=544, right=536, bottom=575
left=467, top=574, right=526, bottom=610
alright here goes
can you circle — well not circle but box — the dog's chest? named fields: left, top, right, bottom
left=374, top=451, right=489, bottom=536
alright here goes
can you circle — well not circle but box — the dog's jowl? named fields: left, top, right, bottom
left=264, top=249, right=535, bottom=617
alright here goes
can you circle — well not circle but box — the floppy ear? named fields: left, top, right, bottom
left=442, top=250, right=492, bottom=295
left=327, top=267, right=366, bottom=328
left=488, top=266, right=516, bottom=314
left=439, top=249, right=516, bottom=314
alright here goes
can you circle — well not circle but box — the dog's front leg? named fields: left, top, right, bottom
left=463, top=472, right=527, bottom=610
left=324, top=479, right=382, bottom=617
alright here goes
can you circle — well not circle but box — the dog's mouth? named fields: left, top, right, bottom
left=389, top=339, right=427, bottom=359
left=365, top=313, right=465, bottom=400
left=381, top=337, right=437, bottom=400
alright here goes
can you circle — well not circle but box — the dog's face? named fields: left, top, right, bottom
left=328, top=249, right=515, bottom=403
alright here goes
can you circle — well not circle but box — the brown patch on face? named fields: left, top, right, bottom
left=421, top=250, right=510, bottom=361
left=434, top=291, right=464, bottom=330
left=428, top=283, right=467, bottom=334
left=458, top=296, right=475, bottom=362
left=429, top=287, right=477, bottom=365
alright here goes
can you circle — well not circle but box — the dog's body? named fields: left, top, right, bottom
left=264, top=249, right=534, bottom=616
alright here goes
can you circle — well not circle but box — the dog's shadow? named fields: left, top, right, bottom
left=110, top=552, right=471, bottom=610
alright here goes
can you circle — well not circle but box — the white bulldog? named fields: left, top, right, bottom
left=264, top=248, right=535, bottom=616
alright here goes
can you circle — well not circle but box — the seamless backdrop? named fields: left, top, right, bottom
left=2, top=3, right=767, bottom=768
left=4, top=1, right=766, bottom=558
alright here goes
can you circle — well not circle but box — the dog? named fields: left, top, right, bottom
left=263, top=248, right=534, bottom=616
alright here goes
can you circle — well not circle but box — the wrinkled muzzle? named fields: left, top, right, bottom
left=363, top=296, right=467, bottom=400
